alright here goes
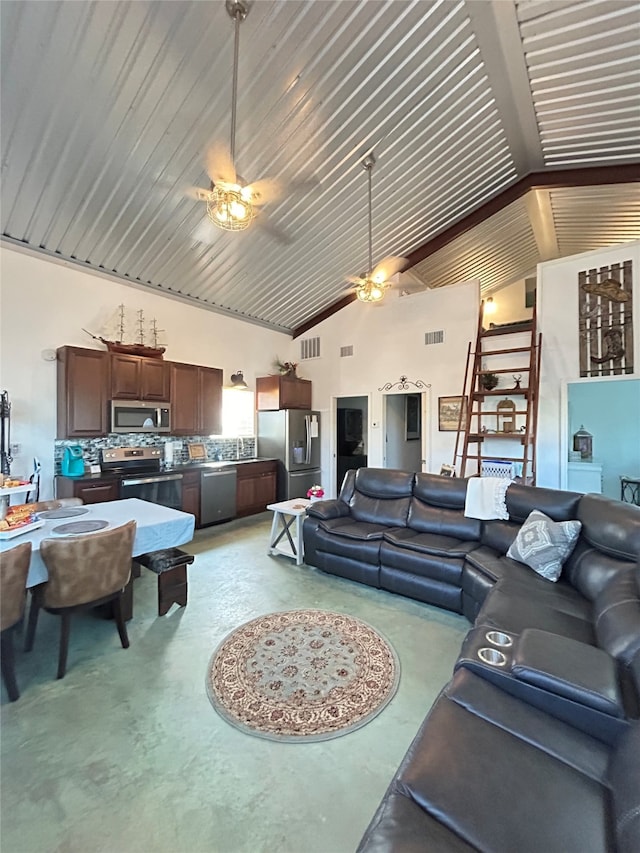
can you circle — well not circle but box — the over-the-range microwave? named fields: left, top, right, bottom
left=111, top=400, right=171, bottom=434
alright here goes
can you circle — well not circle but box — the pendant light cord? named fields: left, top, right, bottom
left=230, top=8, right=241, bottom=165
left=367, top=162, right=373, bottom=276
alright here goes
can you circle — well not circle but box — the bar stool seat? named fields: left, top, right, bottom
left=135, top=548, right=194, bottom=616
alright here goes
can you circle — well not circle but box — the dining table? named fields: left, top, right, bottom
left=0, top=498, right=196, bottom=590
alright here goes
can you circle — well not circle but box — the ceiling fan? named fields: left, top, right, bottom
left=191, top=0, right=313, bottom=243
left=348, top=153, right=407, bottom=303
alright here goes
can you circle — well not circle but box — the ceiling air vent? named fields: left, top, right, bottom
left=300, top=336, right=320, bottom=360
left=340, top=345, right=354, bottom=358
left=425, top=330, right=444, bottom=345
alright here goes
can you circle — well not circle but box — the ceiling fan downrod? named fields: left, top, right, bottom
left=226, top=0, right=250, bottom=164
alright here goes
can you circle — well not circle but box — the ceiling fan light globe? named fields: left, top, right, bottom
left=207, top=183, right=254, bottom=231
left=356, top=278, right=386, bottom=303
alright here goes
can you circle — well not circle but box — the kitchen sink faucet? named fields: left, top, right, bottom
left=236, top=436, right=244, bottom=459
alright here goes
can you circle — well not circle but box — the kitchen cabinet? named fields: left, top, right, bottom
left=171, top=363, right=223, bottom=436
left=56, top=476, right=119, bottom=504
left=181, top=469, right=201, bottom=526
left=256, top=375, right=312, bottom=410
left=110, top=353, right=170, bottom=401
left=236, top=460, right=277, bottom=517
left=57, top=346, right=110, bottom=438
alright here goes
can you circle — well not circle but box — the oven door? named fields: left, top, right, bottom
left=120, top=473, right=183, bottom=510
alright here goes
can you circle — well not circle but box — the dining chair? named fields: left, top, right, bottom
left=25, top=521, right=136, bottom=679
left=28, top=498, right=84, bottom=512
left=1, top=541, right=32, bottom=701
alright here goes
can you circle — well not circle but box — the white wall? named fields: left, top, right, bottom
left=0, top=246, right=289, bottom=498
left=487, top=277, right=534, bottom=327
left=296, top=280, right=480, bottom=495
left=537, top=240, right=640, bottom=489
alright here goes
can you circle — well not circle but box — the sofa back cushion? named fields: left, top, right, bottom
left=577, top=494, right=640, bottom=562
left=565, top=539, right=634, bottom=601
left=481, top=519, right=521, bottom=554
left=505, top=484, right=582, bottom=524
left=409, top=474, right=481, bottom=540
left=349, top=468, right=414, bottom=527
left=593, top=563, right=640, bottom=665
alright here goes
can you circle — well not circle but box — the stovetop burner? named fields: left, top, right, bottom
left=100, top=446, right=163, bottom=475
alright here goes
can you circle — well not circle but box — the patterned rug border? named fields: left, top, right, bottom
left=205, top=609, right=401, bottom=743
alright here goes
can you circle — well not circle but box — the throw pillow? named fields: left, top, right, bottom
left=507, top=509, right=581, bottom=582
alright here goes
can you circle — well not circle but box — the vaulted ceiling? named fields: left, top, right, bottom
left=1, top=0, right=639, bottom=335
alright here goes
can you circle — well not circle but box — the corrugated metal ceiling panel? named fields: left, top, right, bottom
left=550, top=183, right=640, bottom=254
left=409, top=197, right=539, bottom=293
left=1, top=0, right=638, bottom=333
left=516, top=0, right=640, bottom=166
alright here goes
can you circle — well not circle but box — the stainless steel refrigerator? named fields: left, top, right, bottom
left=257, top=410, right=321, bottom=501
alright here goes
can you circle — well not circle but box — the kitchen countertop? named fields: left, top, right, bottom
left=56, top=458, right=278, bottom=482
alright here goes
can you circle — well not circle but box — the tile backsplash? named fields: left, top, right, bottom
left=54, top=435, right=256, bottom=473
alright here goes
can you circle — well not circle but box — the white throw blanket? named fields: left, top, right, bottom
left=464, top=477, right=512, bottom=520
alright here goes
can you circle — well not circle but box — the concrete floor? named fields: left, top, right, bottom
left=1, top=513, right=468, bottom=853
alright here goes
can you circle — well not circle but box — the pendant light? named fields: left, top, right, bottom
left=351, top=153, right=406, bottom=303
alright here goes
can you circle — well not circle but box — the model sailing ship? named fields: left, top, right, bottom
left=84, top=305, right=166, bottom=358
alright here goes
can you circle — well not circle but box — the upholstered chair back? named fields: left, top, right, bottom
left=39, top=521, right=136, bottom=609
left=349, top=468, right=414, bottom=527
left=1, top=542, right=32, bottom=630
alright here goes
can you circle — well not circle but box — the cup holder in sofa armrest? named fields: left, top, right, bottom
left=512, top=629, right=625, bottom=719
left=485, top=630, right=513, bottom=649
left=477, top=647, right=508, bottom=666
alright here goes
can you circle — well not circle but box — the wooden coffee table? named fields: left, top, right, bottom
left=267, top=499, right=310, bottom=566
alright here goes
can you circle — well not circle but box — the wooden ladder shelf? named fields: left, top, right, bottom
left=453, top=307, right=542, bottom=483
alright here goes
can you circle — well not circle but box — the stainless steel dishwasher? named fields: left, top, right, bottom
left=200, top=466, right=237, bottom=526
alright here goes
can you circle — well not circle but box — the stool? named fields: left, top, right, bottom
left=135, top=548, right=194, bottom=616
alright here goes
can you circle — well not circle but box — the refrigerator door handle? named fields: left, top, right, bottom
left=305, top=415, right=311, bottom=465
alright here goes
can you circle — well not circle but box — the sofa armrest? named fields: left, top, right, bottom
left=512, top=629, right=624, bottom=718
left=306, top=499, right=350, bottom=520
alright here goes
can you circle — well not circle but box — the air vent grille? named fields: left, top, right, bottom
left=425, top=330, right=444, bottom=345
left=300, top=336, right=321, bottom=360
left=340, top=345, right=354, bottom=358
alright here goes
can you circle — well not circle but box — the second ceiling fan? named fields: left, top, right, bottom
left=348, top=153, right=407, bottom=303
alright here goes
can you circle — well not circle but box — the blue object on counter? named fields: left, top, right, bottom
left=61, top=446, right=85, bottom=477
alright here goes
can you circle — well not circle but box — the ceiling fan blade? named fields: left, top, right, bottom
left=206, top=144, right=236, bottom=186
left=184, top=185, right=211, bottom=202
left=372, top=256, right=408, bottom=283
left=244, top=174, right=320, bottom=206
left=346, top=275, right=365, bottom=285
left=253, top=209, right=293, bottom=245
left=243, top=177, right=286, bottom=206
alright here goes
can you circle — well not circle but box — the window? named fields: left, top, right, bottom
left=221, top=388, right=255, bottom=437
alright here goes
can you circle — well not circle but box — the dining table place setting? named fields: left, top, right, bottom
left=0, top=498, right=196, bottom=588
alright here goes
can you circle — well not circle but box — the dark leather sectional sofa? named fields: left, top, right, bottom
left=303, top=468, right=640, bottom=853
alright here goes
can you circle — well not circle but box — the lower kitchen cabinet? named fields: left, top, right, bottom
left=56, top=476, right=119, bottom=504
left=181, top=469, right=201, bottom=526
left=236, top=461, right=277, bottom=517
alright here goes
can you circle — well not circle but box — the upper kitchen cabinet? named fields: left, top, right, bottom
left=110, top=353, right=170, bottom=401
left=256, top=375, right=312, bottom=410
left=57, top=346, right=110, bottom=438
left=170, top=363, right=222, bottom=436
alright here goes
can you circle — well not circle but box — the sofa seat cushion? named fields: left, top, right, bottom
left=380, top=540, right=463, bottom=587
left=355, top=788, right=478, bottom=853
left=318, top=518, right=389, bottom=541
left=312, top=522, right=383, bottom=566
left=378, top=669, right=611, bottom=853
left=476, top=582, right=595, bottom=644
left=465, top=545, right=534, bottom=585
left=383, top=528, right=478, bottom=559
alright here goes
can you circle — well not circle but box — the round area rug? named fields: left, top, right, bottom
left=206, top=609, right=400, bottom=742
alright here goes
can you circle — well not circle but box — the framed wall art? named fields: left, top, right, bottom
left=438, top=396, right=467, bottom=432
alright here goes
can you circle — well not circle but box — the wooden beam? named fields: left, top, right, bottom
left=292, top=164, right=639, bottom=337
left=406, top=164, right=640, bottom=268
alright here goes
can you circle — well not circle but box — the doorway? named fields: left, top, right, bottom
left=384, top=392, right=425, bottom=472
left=336, top=396, right=368, bottom=492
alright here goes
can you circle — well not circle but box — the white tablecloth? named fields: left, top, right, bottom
left=0, top=499, right=196, bottom=588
